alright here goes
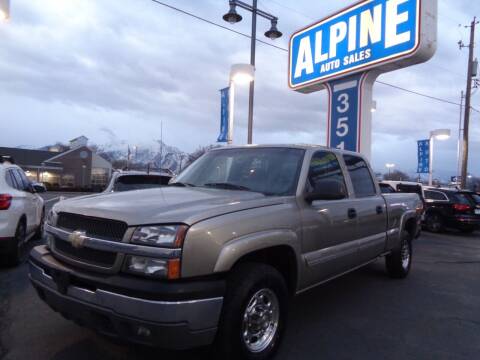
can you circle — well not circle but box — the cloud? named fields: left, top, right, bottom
left=0, top=0, right=478, bottom=178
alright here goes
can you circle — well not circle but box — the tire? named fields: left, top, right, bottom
left=425, top=213, right=443, bottom=233
left=2, top=221, right=26, bottom=267
left=213, top=263, right=289, bottom=360
left=34, top=208, right=45, bottom=240
left=386, top=230, right=412, bottom=279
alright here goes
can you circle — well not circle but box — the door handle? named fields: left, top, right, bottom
left=347, top=208, right=357, bottom=219
left=376, top=205, right=383, bottom=214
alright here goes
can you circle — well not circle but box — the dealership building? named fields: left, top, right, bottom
left=0, top=136, right=112, bottom=190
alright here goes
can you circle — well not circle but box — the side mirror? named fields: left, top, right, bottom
left=305, top=179, right=347, bottom=203
left=32, top=183, right=47, bottom=193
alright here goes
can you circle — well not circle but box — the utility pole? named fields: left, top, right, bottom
left=456, top=91, right=464, bottom=184
left=459, top=17, right=478, bottom=189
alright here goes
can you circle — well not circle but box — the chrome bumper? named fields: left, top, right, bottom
left=29, top=261, right=223, bottom=332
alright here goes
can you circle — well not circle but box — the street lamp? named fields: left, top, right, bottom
left=0, top=0, right=10, bottom=21
left=227, top=64, right=255, bottom=144
left=222, top=0, right=282, bottom=144
left=385, top=163, right=395, bottom=177
left=429, top=129, right=451, bottom=186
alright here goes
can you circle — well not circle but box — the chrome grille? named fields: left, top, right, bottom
left=54, top=237, right=117, bottom=267
left=57, top=212, right=127, bottom=241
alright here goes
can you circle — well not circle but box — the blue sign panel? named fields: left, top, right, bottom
left=417, top=139, right=430, bottom=173
left=217, top=87, right=229, bottom=143
left=289, top=0, right=420, bottom=91
left=327, top=73, right=364, bottom=151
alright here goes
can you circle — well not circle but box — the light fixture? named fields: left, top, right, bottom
left=0, top=0, right=9, bottom=21
left=385, top=163, right=395, bottom=169
left=265, top=19, right=282, bottom=40
left=430, top=129, right=451, bottom=141
left=230, top=63, right=255, bottom=85
left=222, top=3, right=242, bottom=24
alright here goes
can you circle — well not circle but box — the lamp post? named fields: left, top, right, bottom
left=223, top=0, right=282, bottom=144
left=429, top=129, right=451, bottom=186
left=385, top=163, right=395, bottom=177
left=227, top=63, right=255, bottom=144
left=0, top=0, right=10, bottom=21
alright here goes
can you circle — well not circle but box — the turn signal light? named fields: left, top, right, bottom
left=0, top=194, right=12, bottom=210
left=167, top=259, right=181, bottom=280
left=452, top=204, right=471, bottom=212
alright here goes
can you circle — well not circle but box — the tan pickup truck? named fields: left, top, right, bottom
left=29, top=145, right=422, bottom=359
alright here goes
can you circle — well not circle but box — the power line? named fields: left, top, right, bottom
left=149, top=0, right=287, bottom=52
left=148, top=0, right=478, bottom=110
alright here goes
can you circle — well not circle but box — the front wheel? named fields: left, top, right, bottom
left=385, top=230, right=412, bottom=279
left=213, top=263, right=289, bottom=360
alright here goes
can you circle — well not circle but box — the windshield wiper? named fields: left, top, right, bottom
left=203, top=182, right=252, bottom=191
left=168, top=182, right=196, bottom=187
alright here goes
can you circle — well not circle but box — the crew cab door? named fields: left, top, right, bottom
left=342, top=155, right=387, bottom=261
left=299, top=150, right=359, bottom=287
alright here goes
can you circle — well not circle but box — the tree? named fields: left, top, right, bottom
left=383, top=170, right=412, bottom=181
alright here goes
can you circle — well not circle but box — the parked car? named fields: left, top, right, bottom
left=380, top=181, right=424, bottom=237
left=423, top=187, right=480, bottom=233
left=0, top=156, right=45, bottom=266
left=103, top=170, right=173, bottom=192
left=29, top=145, right=422, bottom=359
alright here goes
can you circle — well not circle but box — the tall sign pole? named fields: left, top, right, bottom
left=460, top=17, right=477, bottom=189
left=247, top=0, right=257, bottom=145
left=289, top=0, right=437, bottom=160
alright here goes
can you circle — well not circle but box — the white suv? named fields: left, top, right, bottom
left=0, top=157, right=45, bottom=266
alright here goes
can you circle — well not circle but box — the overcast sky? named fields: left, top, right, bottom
left=0, top=0, right=478, bottom=178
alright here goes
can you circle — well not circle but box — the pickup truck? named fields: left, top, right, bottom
left=29, top=145, right=422, bottom=359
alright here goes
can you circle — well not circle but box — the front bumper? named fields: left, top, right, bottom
left=29, top=245, right=225, bottom=349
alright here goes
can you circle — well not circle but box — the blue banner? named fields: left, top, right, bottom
left=327, top=73, right=363, bottom=152
left=289, top=0, right=420, bottom=91
left=217, top=87, right=229, bottom=142
left=417, top=139, right=430, bottom=173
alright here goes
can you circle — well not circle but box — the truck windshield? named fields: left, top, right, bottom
left=173, top=147, right=305, bottom=196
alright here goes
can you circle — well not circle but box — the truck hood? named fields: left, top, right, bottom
left=53, top=187, right=285, bottom=226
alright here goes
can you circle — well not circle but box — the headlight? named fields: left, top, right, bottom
left=46, top=209, right=57, bottom=226
left=124, top=256, right=180, bottom=279
left=130, top=225, right=188, bottom=248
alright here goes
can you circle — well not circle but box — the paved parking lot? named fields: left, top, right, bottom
left=1, top=195, right=479, bottom=360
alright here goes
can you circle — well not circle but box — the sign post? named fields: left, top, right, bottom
left=289, top=0, right=437, bottom=159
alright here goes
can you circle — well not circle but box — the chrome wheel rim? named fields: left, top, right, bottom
left=242, top=288, right=279, bottom=353
left=401, top=238, right=410, bottom=269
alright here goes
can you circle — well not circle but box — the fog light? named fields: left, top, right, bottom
left=124, top=256, right=168, bottom=278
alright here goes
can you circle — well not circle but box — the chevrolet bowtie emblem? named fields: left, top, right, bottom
left=69, top=230, right=87, bottom=249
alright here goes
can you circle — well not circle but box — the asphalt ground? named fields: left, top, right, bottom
left=1, top=195, right=479, bottom=359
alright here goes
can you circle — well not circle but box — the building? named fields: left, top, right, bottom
left=0, top=136, right=112, bottom=190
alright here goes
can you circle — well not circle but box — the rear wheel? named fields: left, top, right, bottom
left=213, top=263, right=288, bottom=360
left=425, top=213, right=443, bottom=233
left=1, top=221, right=26, bottom=267
left=34, top=208, right=45, bottom=240
left=386, top=230, right=412, bottom=279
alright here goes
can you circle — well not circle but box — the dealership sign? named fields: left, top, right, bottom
left=288, top=0, right=437, bottom=159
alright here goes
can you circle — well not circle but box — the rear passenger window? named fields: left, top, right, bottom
left=307, top=151, right=346, bottom=191
left=11, top=169, right=28, bottom=191
left=5, top=170, right=17, bottom=189
left=343, top=155, right=376, bottom=197
left=424, top=190, right=448, bottom=201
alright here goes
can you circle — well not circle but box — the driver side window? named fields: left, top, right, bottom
left=307, top=151, right=346, bottom=192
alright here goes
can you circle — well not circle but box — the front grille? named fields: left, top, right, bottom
left=57, top=212, right=127, bottom=241
left=54, top=238, right=117, bottom=267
